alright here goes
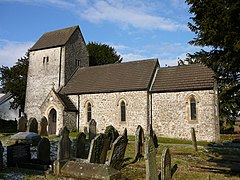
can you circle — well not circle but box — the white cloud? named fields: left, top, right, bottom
left=120, top=53, right=147, bottom=62
left=80, top=1, right=186, bottom=31
left=0, top=39, right=33, bottom=67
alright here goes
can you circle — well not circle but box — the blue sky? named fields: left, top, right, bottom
left=0, top=0, right=201, bottom=67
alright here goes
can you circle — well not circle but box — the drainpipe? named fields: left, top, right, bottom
left=77, top=94, right=80, bottom=132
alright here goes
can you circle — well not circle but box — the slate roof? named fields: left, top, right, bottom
left=61, top=59, right=158, bottom=95
left=57, top=93, right=77, bottom=112
left=30, top=26, right=79, bottom=51
left=151, top=64, right=216, bottom=92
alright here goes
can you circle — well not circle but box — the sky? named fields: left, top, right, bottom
left=0, top=0, right=201, bottom=68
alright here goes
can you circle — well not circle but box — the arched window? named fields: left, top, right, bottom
left=121, top=101, right=126, bottom=122
left=190, top=97, right=197, bottom=120
left=87, top=102, right=92, bottom=122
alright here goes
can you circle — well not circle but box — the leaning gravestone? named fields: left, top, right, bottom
left=18, top=116, right=28, bottom=132
left=27, top=117, right=38, bottom=134
left=107, top=135, right=128, bottom=170
left=7, top=142, right=31, bottom=167
left=75, top=132, right=87, bottom=159
left=37, top=138, right=51, bottom=165
left=161, top=148, right=172, bottom=180
left=0, top=141, right=3, bottom=170
left=89, top=119, right=97, bottom=142
left=149, top=124, right=158, bottom=148
left=88, top=134, right=108, bottom=164
left=145, top=136, right=158, bottom=180
left=122, top=128, right=127, bottom=138
left=57, top=126, right=71, bottom=160
left=135, top=125, right=144, bottom=160
left=40, top=116, right=48, bottom=136
left=191, top=127, right=198, bottom=151
left=104, top=125, right=119, bottom=150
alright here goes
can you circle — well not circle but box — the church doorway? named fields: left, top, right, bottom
left=48, top=108, right=57, bottom=135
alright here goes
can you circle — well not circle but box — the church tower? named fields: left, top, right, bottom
left=25, top=26, right=89, bottom=121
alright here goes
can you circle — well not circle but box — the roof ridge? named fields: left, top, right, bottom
left=79, top=58, right=158, bottom=70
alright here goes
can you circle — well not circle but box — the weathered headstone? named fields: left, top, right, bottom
left=135, top=125, right=144, bottom=160
left=18, top=116, right=28, bottom=132
left=89, top=119, right=97, bottom=142
left=107, top=135, right=128, bottom=170
left=104, top=125, right=119, bottom=149
left=150, top=124, right=158, bottom=148
left=37, top=138, right=51, bottom=164
left=122, top=128, right=127, bottom=138
left=0, top=141, right=3, bottom=170
left=88, top=134, right=108, bottom=164
left=7, top=142, right=31, bottom=167
left=75, top=132, right=87, bottom=159
left=57, top=126, right=71, bottom=160
left=161, top=148, right=172, bottom=180
left=145, top=136, right=158, bottom=180
left=27, top=117, right=38, bottom=134
left=40, top=116, right=48, bottom=136
left=191, top=127, right=198, bottom=151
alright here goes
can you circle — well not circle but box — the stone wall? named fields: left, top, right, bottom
left=65, top=29, right=89, bottom=83
left=151, top=90, right=220, bottom=142
left=71, top=91, right=148, bottom=135
left=63, top=111, right=77, bottom=132
left=25, top=47, right=64, bottom=121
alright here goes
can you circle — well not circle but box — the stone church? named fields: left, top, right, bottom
left=25, top=26, right=220, bottom=142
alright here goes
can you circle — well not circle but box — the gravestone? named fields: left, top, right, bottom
left=191, top=127, right=198, bottom=151
left=122, top=128, right=127, bottom=138
left=57, top=126, right=71, bottom=160
left=145, top=136, right=158, bottom=180
left=161, top=148, right=171, bottom=180
left=7, top=142, right=31, bottom=167
left=89, top=119, right=97, bottom=142
left=0, top=141, right=3, bottom=170
left=40, top=116, right=48, bottom=136
left=18, top=116, right=28, bottom=132
left=27, top=117, right=38, bottom=134
left=135, top=125, right=144, bottom=160
left=149, top=124, right=158, bottom=148
left=75, top=132, right=87, bottom=159
left=104, top=125, right=119, bottom=149
left=37, top=138, right=51, bottom=165
left=88, top=134, right=108, bottom=164
left=107, top=135, right=128, bottom=170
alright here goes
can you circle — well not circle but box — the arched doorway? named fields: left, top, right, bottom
left=48, top=108, right=57, bottom=135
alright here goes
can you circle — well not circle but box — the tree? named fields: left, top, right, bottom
left=185, top=0, right=240, bottom=123
left=0, top=52, right=29, bottom=112
left=87, top=42, right=122, bottom=66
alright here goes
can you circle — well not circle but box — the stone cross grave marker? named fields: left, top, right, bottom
left=37, top=138, right=51, bottom=165
left=57, top=126, right=71, bottom=160
left=40, top=116, right=48, bottom=136
left=161, top=148, right=172, bottom=180
left=27, top=117, right=38, bottom=134
left=191, top=127, right=198, bottom=151
left=75, top=132, right=87, bottom=159
left=135, top=125, right=144, bottom=160
left=107, top=135, right=128, bottom=170
left=145, top=136, right=158, bottom=180
left=18, top=116, right=28, bottom=132
left=88, top=133, right=108, bottom=164
left=0, top=141, right=3, bottom=170
left=89, top=119, right=97, bottom=142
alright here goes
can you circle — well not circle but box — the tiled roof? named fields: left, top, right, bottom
left=151, top=64, right=216, bottom=92
left=61, top=59, right=158, bottom=94
left=57, top=93, right=77, bottom=112
left=30, top=26, right=79, bottom=51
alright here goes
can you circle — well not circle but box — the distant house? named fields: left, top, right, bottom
left=0, top=90, right=22, bottom=120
